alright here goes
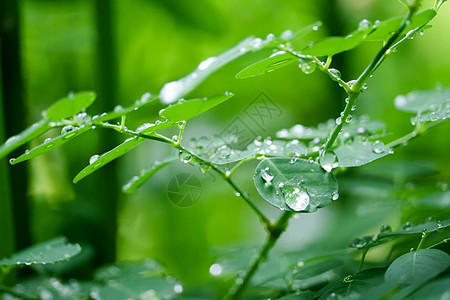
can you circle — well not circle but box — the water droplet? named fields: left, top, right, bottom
left=136, top=123, right=153, bottom=132
left=379, top=224, right=392, bottom=234
left=261, top=167, right=274, bottom=183
left=113, top=105, right=123, bottom=112
left=343, top=275, right=354, bottom=283
left=174, top=283, right=183, bottom=294
left=351, top=104, right=357, bottom=111
left=178, top=151, right=192, bottom=164
left=299, top=60, right=316, bottom=74
left=198, top=56, right=216, bottom=70
left=209, top=263, right=222, bottom=276
left=372, top=140, right=385, bottom=154
left=251, top=38, right=263, bottom=49
left=281, top=29, right=294, bottom=40
left=350, top=236, right=372, bottom=248
left=269, top=50, right=286, bottom=58
left=61, top=125, right=75, bottom=135
left=160, top=81, right=184, bottom=104
left=89, top=155, right=100, bottom=165
left=282, top=185, right=310, bottom=211
left=320, top=151, right=338, bottom=172
left=285, top=139, right=307, bottom=156
left=347, top=80, right=357, bottom=90
left=332, top=192, right=339, bottom=201
left=345, top=115, right=352, bottom=123
left=358, top=19, right=372, bottom=30
left=362, top=83, right=368, bottom=90
left=6, top=135, right=19, bottom=145
left=328, top=68, right=341, bottom=80
left=402, top=221, right=413, bottom=231
left=266, top=33, right=275, bottom=41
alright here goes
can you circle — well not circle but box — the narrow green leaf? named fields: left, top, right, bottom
left=236, top=51, right=297, bottom=79
left=378, top=219, right=450, bottom=239
left=384, top=249, right=450, bottom=285
left=137, top=119, right=178, bottom=134
left=293, top=255, right=348, bottom=280
left=0, top=237, right=81, bottom=266
left=10, top=125, right=91, bottom=165
left=159, top=93, right=234, bottom=121
left=334, top=140, right=392, bottom=168
left=254, top=158, right=338, bottom=212
left=302, top=27, right=374, bottom=57
left=93, top=93, right=158, bottom=122
left=44, top=91, right=96, bottom=120
left=0, top=120, right=50, bottom=159
left=123, top=159, right=175, bottom=194
left=73, top=137, right=143, bottom=183
left=159, top=22, right=322, bottom=104
left=395, top=85, right=450, bottom=113
left=366, top=9, right=436, bottom=41
left=316, top=268, right=386, bottom=300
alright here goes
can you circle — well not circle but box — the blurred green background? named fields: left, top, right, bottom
left=1, top=0, right=449, bottom=288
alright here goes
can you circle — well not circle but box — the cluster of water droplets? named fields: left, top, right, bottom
left=411, top=101, right=450, bottom=125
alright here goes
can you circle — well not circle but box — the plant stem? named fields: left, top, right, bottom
left=387, top=120, right=442, bottom=149
left=177, top=145, right=272, bottom=229
left=224, top=211, right=293, bottom=299
left=324, top=5, right=418, bottom=151
left=358, top=248, right=369, bottom=272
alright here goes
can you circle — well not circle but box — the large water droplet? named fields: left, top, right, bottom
left=299, top=60, right=316, bottom=74
left=209, top=263, right=223, bottom=276
left=328, top=68, right=341, bottom=81
left=320, top=151, right=338, bottom=172
left=372, top=140, right=385, bottom=154
left=89, top=155, right=100, bottom=165
left=358, top=19, right=372, bottom=30
left=261, top=167, right=274, bottom=183
left=61, top=125, right=75, bottom=135
left=402, top=221, right=413, bottom=231
left=282, top=185, right=310, bottom=211
left=379, top=224, right=392, bottom=234
left=174, top=283, right=183, bottom=294
left=178, top=151, right=192, bottom=164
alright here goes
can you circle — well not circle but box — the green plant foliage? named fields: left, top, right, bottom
left=159, top=93, right=234, bottom=121
left=366, top=9, right=436, bottom=41
left=0, top=120, right=50, bottom=159
left=254, top=158, right=338, bottom=212
left=302, top=27, right=374, bottom=57
left=395, top=85, right=450, bottom=113
left=0, top=237, right=81, bottom=266
left=0, top=1, right=449, bottom=299
left=10, top=125, right=91, bottom=165
left=73, top=137, right=143, bottom=183
left=235, top=51, right=297, bottom=79
left=333, top=140, right=392, bottom=168
left=384, top=249, right=450, bottom=285
left=122, top=159, right=175, bottom=194
left=44, top=91, right=96, bottom=120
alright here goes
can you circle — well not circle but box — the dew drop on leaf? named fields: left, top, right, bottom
left=89, top=155, right=100, bottom=165
left=372, top=140, right=385, bottom=154
left=282, top=185, right=310, bottom=211
left=379, top=224, right=392, bottom=233
left=261, top=167, right=274, bottom=183
left=209, top=263, right=223, bottom=276
left=402, top=221, right=413, bottom=231
left=61, top=125, right=75, bottom=135
left=328, top=68, right=341, bottom=80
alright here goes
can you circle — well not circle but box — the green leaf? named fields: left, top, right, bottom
left=0, top=120, right=51, bottom=159
left=159, top=37, right=254, bottom=104
left=93, top=260, right=180, bottom=300
left=409, top=277, right=450, bottom=300
left=10, top=125, right=92, bottom=165
left=411, top=101, right=450, bottom=123
left=334, top=140, right=392, bottom=168
left=122, top=159, right=175, bottom=194
left=0, top=237, right=81, bottom=266
left=316, top=268, right=386, bottom=300
left=366, top=9, right=436, bottom=41
left=293, top=254, right=348, bottom=280
left=93, top=93, right=158, bottom=122
left=302, top=27, right=374, bottom=57
left=384, top=249, right=450, bottom=285
left=378, top=219, right=450, bottom=238
left=277, top=115, right=385, bottom=142
left=395, top=85, right=450, bottom=113
left=136, top=119, right=178, bottom=134
left=159, top=93, right=234, bottom=121
left=159, top=23, right=321, bottom=104
left=236, top=51, right=297, bottom=79
left=73, top=137, right=143, bottom=183
left=44, top=91, right=96, bottom=120
left=254, top=158, right=338, bottom=212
